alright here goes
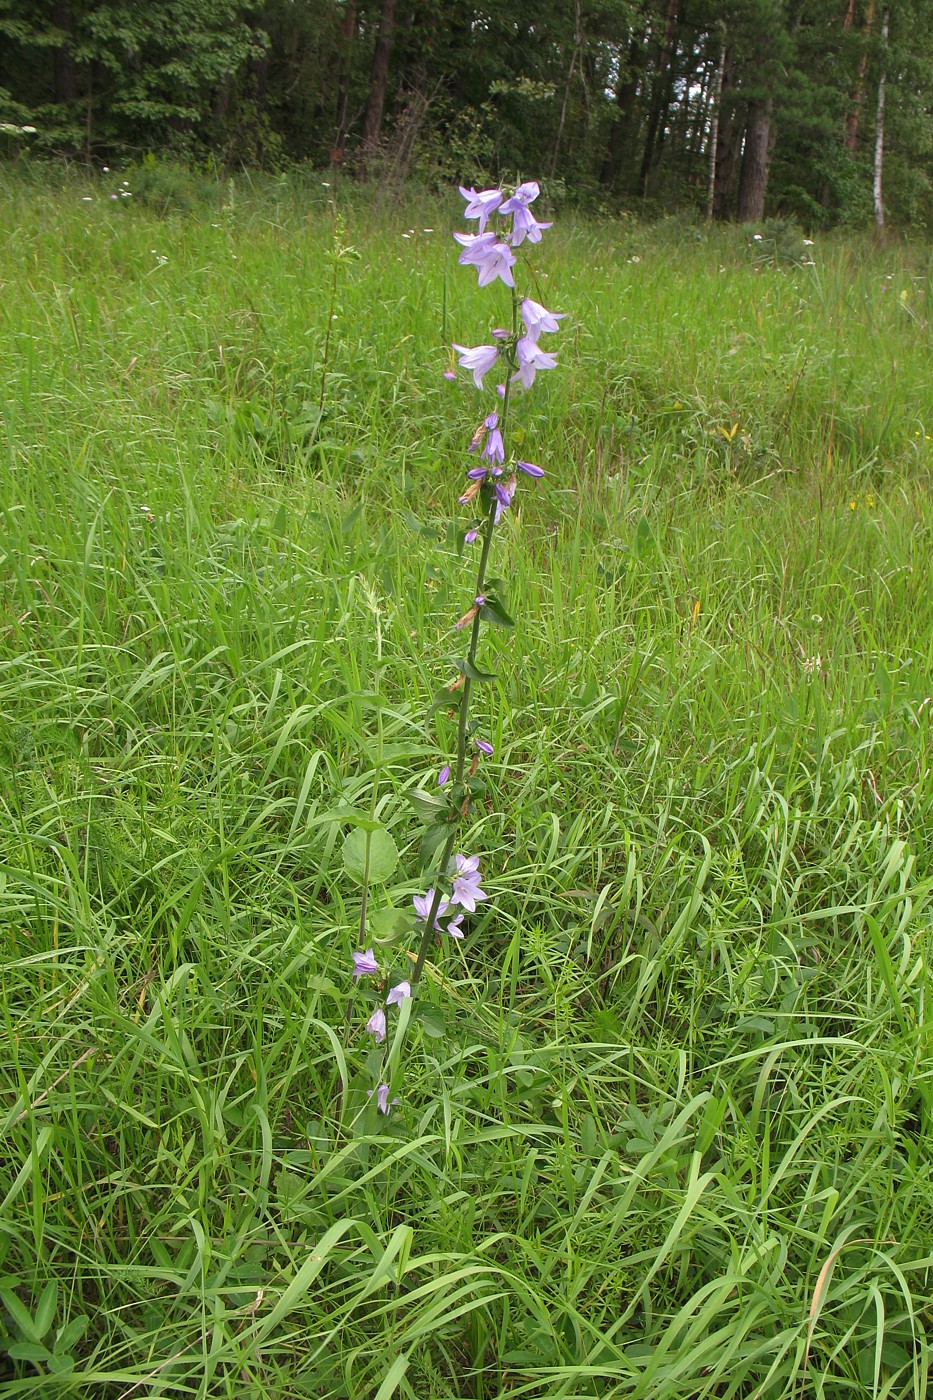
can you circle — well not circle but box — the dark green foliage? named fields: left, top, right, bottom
left=0, top=0, right=932, bottom=226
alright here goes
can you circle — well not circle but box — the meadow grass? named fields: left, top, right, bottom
left=1, top=165, right=932, bottom=1398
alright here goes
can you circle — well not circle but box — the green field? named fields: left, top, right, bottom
left=1, top=168, right=933, bottom=1398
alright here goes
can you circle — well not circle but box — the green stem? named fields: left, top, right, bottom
left=411, top=288, right=521, bottom=988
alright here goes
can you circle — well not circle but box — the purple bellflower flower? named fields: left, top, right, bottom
left=453, top=342, right=499, bottom=390
left=500, top=181, right=540, bottom=211
left=369, top=1084, right=399, bottom=1115
left=494, top=477, right=515, bottom=523
left=474, top=241, right=516, bottom=288
left=453, top=231, right=516, bottom=287
left=447, top=912, right=465, bottom=939
left=459, top=186, right=504, bottom=233
left=483, top=413, right=505, bottom=464
left=476, top=737, right=494, bottom=755
left=518, top=460, right=545, bottom=477
left=352, top=948, right=379, bottom=979
left=453, top=230, right=497, bottom=258
left=499, top=182, right=550, bottom=245
left=512, top=336, right=558, bottom=390
left=510, top=205, right=552, bottom=246
left=450, top=853, right=488, bottom=913
left=366, top=1007, right=387, bottom=1043
left=464, top=528, right=479, bottom=544
left=438, top=764, right=451, bottom=785
left=521, top=298, right=565, bottom=340
left=386, top=981, right=412, bottom=1006
left=413, top=889, right=450, bottom=930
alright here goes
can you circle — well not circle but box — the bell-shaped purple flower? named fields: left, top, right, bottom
left=483, top=422, right=505, bottom=464
left=386, top=981, right=411, bottom=1006
left=453, top=342, right=500, bottom=390
left=510, top=205, right=552, bottom=246
left=413, top=888, right=449, bottom=930
left=521, top=298, right=565, bottom=341
left=512, top=336, right=558, bottom=390
left=352, top=948, right=379, bottom=979
left=475, top=737, right=494, bottom=755
left=449, top=853, right=488, bottom=913
left=494, top=477, right=515, bottom=523
left=517, top=460, right=545, bottom=477
left=459, top=186, right=504, bottom=233
left=369, top=1084, right=399, bottom=1115
left=475, top=241, right=516, bottom=288
left=454, top=230, right=516, bottom=287
left=453, top=230, right=497, bottom=260
left=366, top=1007, right=387, bottom=1043
left=438, top=764, right=451, bottom=786
left=500, top=180, right=540, bottom=211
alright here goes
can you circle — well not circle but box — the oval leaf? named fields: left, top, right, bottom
left=342, top=827, right=399, bottom=885
left=480, top=597, right=514, bottom=629
left=456, top=657, right=497, bottom=683
left=406, top=788, right=450, bottom=823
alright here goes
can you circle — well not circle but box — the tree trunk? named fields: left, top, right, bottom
left=706, top=45, right=726, bottom=219
left=736, top=99, right=774, bottom=222
left=333, top=0, right=357, bottom=162
left=638, top=0, right=679, bottom=197
left=873, top=8, right=889, bottom=230
left=712, top=51, right=740, bottom=218
left=845, top=0, right=876, bottom=150
left=359, top=0, right=397, bottom=175
left=600, top=24, right=646, bottom=190
left=551, top=0, right=582, bottom=177
left=51, top=5, right=77, bottom=104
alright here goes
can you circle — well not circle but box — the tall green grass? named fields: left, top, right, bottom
left=1, top=168, right=932, bottom=1397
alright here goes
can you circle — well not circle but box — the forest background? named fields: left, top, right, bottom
left=1, top=0, right=933, bottom=230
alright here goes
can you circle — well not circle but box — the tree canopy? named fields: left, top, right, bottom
left=1, top=0, right=931, bottom=226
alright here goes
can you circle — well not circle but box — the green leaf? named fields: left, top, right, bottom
left=335, top=808, right=387, bottom=832
left=55, top=1317, right=89, bottom=1354
left=427, top=686, right=459, bottom=717
left=406, top=788, right=449, bottom=823
left=1, top=1289, right=40, bottom=1343
left=635, top=515, right=657, bottom=557
left=7, top=1341, right=53, bottom=1364
left=342, top=827, right=399, bottom=885
left=34, top=1280, right=57, bottom=1341
left=374, top=1354, right=409, bottom=1399
left=419, top=1006, right=446, bottom=1038
left=368, top=906, right=412, bottom=940
left=479, top=596, right=514, bottom=629
left=455, top=657, right=497, bottom=683
left=419, top=823, right=450, bottom=868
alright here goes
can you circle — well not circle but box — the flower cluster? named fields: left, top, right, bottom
left=453, top=294, right=561, bottom=395
left=348, top=179, right=563, bottom=1117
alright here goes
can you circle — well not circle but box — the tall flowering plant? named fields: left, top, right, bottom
left=350, top=180, right=563, bottom=1113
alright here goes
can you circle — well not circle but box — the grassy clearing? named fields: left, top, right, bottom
left=1, top=167, right=933, bottom=1398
